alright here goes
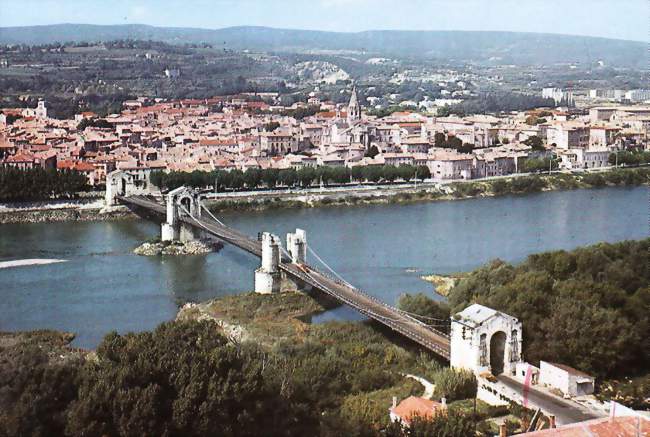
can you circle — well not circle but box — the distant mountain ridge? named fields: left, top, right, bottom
left=0, top=23, right=645, bottom=66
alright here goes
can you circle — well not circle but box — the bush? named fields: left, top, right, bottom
left=490, top=179, right=510, bottom=195
left=429, top=368, right=477, bottom=402
left=582, top=173, right=606, bottom=187
left=398, top=293, right=450, bottom=334
left=510, top=176, right=546, bottom=193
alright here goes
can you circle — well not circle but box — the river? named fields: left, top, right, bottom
left=0, top=186, right=647, bottom=348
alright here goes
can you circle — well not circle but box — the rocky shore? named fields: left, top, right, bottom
left=420, top=274, right=463, bottom=297
left=133, top=239, right=223, bottom=256
left=0, top=204, right=136, bottom=224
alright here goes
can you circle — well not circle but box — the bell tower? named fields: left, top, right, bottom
left=347, top=85, right=361, bottom=125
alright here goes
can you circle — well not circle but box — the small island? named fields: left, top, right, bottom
left=133, top=238, right=223, bottom=256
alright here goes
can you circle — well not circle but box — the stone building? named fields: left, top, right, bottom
left=539, top=361, right=595, bottom=397
left=450, top=304, right=523, bottom=377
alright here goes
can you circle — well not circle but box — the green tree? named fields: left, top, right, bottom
left=243, top=168, right=262, bottom=189
left=261, top=168, right=279, bottom=188
left=365, top=145, right=380, bottom=159
left=523, top=135, right=545, bottom=152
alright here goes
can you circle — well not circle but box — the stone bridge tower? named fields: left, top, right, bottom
left=286, top=229, right=307, bottom=264
left=255, top=232, right=282, bottom=294
left=255, top=229, right=309, bottom=294
left=161, top=186, right=202, bottom=243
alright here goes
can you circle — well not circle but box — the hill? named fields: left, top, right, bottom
left=0, top=23, right=645, bottom=66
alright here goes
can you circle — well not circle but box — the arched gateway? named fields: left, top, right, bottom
left=449, top=304, right=523, bottom=378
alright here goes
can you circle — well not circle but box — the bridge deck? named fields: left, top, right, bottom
left=118, top=195, right=451, bottom=359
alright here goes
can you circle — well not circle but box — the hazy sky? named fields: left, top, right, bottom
left=0, top=0, right=647, bottom=41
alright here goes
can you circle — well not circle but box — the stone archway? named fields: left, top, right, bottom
left=179, top=196, right=192, bottom=213
left=490, top=331, right=507, bottom=376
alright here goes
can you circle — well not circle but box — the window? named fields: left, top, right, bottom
left=479, top=333, right=488, bottom=366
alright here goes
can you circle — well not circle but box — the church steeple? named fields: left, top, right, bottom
left=347, top=85, right=361, bottom=124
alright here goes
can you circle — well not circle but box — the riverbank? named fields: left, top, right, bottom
left=0, top=203, right=136, bottom=224
left=420, top=274, right=464, bottom=297
left=1, top=167, right=647, bottom=223
left=203, top=167, right=650, bottom=213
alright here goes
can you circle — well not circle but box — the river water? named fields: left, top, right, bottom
left=0, top=186, right=647, bottom=348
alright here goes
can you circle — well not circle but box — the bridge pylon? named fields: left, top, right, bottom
left=161, top=186, right=203, bottom=243
left=286, top=229, right=307, bottom=264
left=255, top=232, right=282, bottom=294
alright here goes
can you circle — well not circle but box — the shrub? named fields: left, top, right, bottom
left=582, top=173, right=606, bottom=187
left=430, top=368, right=477, bottom=402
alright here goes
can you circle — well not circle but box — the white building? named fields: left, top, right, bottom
left=625, top=90, right=650, bottom=103
left=558, top=148, right=610, bottom=170
left=547, top=124, right=590, bottom=149
left=21, top=100, right=47, bottom=119
left=542, top=88, right=574, bottom=107
left=450, top=304, right=523, bottom=378
left=426, top=150, right=474, bottom=180
left=539, top=361, right=595, bottom=397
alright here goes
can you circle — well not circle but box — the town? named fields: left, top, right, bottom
left=1, top=4, right=649, bottom=436
left=1, top=87, right=649, bottom=191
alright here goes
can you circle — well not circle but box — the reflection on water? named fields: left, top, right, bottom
left=0, top=186, right=647, bottom=348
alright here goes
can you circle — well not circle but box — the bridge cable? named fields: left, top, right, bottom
left=306, top=245, right=356, bottom=289
left=304, top=246, right=448, bottom=331
left=298, top=252, right=443, bottom=328
left=199, top=201, right=228, bottom=227
left=178, top=205, right=260, bottom=250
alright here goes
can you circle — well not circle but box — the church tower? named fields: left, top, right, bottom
left=347, top=85, right=361, bottom=125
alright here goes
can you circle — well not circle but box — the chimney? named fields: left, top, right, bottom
left=392, top=396, right=397, bottom=409
left=549, top=415, right=556, bottom=429
left=499, top=423, right=507, bottom=437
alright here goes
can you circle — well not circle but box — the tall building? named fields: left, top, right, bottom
left=542, top=88, right=574, bottom=107
left=347, top=86, right=361, bottom=125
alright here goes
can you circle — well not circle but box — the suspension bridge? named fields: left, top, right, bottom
left=115, top=190, right=451, bottom=360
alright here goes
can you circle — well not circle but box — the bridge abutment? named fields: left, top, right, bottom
left=255, top=232, right=282, bottom=294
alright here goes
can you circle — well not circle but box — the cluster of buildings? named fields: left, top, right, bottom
left=0, top=89, right=647, bottom=188
left=588, top=89, right=650, bottom=103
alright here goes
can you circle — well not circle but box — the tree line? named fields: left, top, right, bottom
left=150, top=164, right=432, bottom=192
left=0, top=167, right=88, bottom=202
left=0, top=319, right=479, bottom=436
left=609, top=150, right=650, bottom=166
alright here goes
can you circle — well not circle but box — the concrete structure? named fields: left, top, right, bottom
left=105, top=169, right=152, bottom=206
left=254, top=232, right=282, bottom=294
left=450, top=304, right=523, bottom=377
left=539, top=361, right=595, bottom=397
left=161, top=186, right=202, bottom=243
left=286, top=229, right=307, bottom=264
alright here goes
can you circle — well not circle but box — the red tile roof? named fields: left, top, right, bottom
left=521, top=416, right=648, bottom=436
left=390, top=397, right=445, bottom=426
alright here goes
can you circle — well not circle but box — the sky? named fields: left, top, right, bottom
left=0, top=0, right=647, bottom=41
